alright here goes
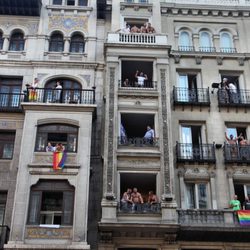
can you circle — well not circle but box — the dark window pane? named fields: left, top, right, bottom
left=9, top=32, right=25, bottom=51
left=70, top=35, right=85, bottom=53
left=53, top=0, right=62, bottom=4
left=62, top=191, right=74, bottom=225
left=49, top=33, right=64, bottom=52
left=41, top=192, right=63, bottom=211
left=79, top=0, right=87, bottom=6
left=27, top=191, right=41, bottom=224
left=67, top=0, right=75, bottom=5
left=0, top=132, right=15, bottom=159
left=0, top=192, right=7, bottom=225
left=0, top=33, right=3, bottom=50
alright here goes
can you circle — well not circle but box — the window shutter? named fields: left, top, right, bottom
left=27, top=191, right=41, bottom=225
left=62, top=191, right=74, bottom=225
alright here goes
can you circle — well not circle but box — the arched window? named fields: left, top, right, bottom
left=70, top=33, right=85, bottom=53
left=199, top=31, right=214, bottom=52
left=44, top=78, right=82, bottom=104
left=0, top=32, right=3, bottom=50
left=179, top=31, right=193, bottom=51
left=9, top=31, right=25, bottom=51
left=220, top=32, right=234, bottom=52
left=49, top=32, right=64, bottom=52
left=35, top=123, right=78, bottom=152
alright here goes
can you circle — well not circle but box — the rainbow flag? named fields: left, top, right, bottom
left=53, top=151, right=67, bottom=170
left=237, top=210, right=250, bottom=226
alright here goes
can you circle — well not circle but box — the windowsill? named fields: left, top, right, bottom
left=44, top=51, right=87, bottom=57
left=39, top=224, right=60, bottom=228
left=34, top=151, right=77, bottom=155
left=46, top=4, right=93, bottom=11
left=1, top=50, right=26, bottom=55
left=0, top=158, right=13, bottom=161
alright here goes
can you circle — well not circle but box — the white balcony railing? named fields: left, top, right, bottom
left=164, top=0, right=250, bottom=5
left=107, top=33, right=168, bottom=45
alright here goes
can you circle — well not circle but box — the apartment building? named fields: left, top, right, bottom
left=1, top=0, right=250, bottom=250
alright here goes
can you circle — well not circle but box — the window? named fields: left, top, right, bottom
left=53, top=0, right=62, bottom=4
left=9, top=31, right=25, bottom=51
left=49, top=32, right=64, bottom=52
left=186, top=183, right=208, bottom=209
left=70, top=34, right=85, bottom=53
left=0, top=132, right=15, bottom=159
left=0, top=192, right=7, bottom=224
left=220, top=32, right=234, bottom=52
left=35, top=124, right=78, bottom=152
left=0, top=32, right=3, bottom=50
left=226, top=126, right=247, bottom=140
left=0, top=77, right=22, bottom=108
left=78, top=0, right=88, bottom=6
left=67, top=0, right=75, bottom=5
left=179, top=31, right=193, bottom=51
left=27, top=180, right=74, bottom=225
left=234, top=183, right=250, bottom=207
left=199, top=31, right=214, bottom=52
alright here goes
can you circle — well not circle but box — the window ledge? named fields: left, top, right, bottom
left=46, top=5, right=93, bottom=11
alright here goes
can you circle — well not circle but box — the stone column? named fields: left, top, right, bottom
left=213, top=34, right=220, bottom=52
left=2, top=36, right=9, bottom=53
left=178, top=170, right=186, bottom=209
left=210, top=171, right=217, bottom=209
left=63, top=37, right=70, bottom=55
left=192, top=33, right=199, bottom=51
left=227, top=171, right=235, bottom=200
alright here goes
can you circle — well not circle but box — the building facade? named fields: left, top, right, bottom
left=1, top=0, right=250, bottom=250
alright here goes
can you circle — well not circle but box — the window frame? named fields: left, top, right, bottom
left=49, top=32, right=64, bottom=52
left=52, top=0, right=62, bottom=4
left=0, top=132, right=15, bottom=159
left=199, top=31, right=213, bottom=48
left=220, top=32, right=233, bottom=49
left=0, top=192, right=7, bottom=225
left=179, top=31, right=192, bottom=47
left=70, top=34, right=85, bottom=53
left=9, top=31, right=25, bottom=51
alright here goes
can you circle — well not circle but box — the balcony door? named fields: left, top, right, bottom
left=178, top=74, right=197, bottom=102
left=0, top=192, right=7, bottom=225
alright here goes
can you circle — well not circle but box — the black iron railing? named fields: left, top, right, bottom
left=224, top=143, right=250, bottom=163
left=173, top=87, right=210, bottom=105
left=119, top=80, right=156, bottom=89
left=0, top=226, right=9, bottom=250
left=178, top=46, right=195, bottom=51
left=199, top=46, right=216, bottom=52
left=0, top=93, right=24, bottom=112
left=220, top=47, right=237, bottom=53
left=24, top=87, right=95, bottom=104
left=118, top=137, right=159, bottom=147
left=176, top=142, right=216, bottom=163
left=218, top=89, right=250, bottom=107
left=119, top=202, right=161, bottom=213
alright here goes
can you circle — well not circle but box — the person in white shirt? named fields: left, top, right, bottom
left=135, top=70, right=148, bottom=87
left=144, top=125, right=155, bottom=145
left=54, top=80, right=63, bottom=102
left=226, top=81, right=238, bottom=103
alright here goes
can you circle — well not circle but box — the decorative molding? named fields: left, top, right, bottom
left=26, top=227, right=72, bottom=239
left=238, top=56, right=245, bottom=66
left=195, top=55, right=202, bottom=65
left=80, top=74, right=91, bottom=87
left=216, top=56, right=223, bottom=65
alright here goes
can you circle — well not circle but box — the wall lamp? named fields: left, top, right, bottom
left=211, top=82, right=220, bottom=94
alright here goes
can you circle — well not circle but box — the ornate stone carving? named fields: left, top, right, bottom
left=49, top=15, right=88, bottom=34
left=160, top=69, right=171, bottom=194
left=106, top=67, right=115, bottom=194
left=26, top=227, right=71, bottom=239
left=216, top=56, right=223, bottom=65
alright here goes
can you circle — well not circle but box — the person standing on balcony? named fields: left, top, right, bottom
left=130, top=25, right=140, bottom=33
left=131, top=187, right=144, bottom=211
left=229, top=195, right=241, bottom=211
left=243, top=196, right=250, bottom=210
left=54, top=80, right=63, bottom=103
left=28, top=77, right=39, bottom=102
left=140, top=23, right=147, bottom=33
left=121, top=188, right=133, bottom=211
left=226, top=81, right=238, bottom=103
left=219, top=78, right=229, bottom=103
left=147, top=191, right=158, bottom=204
left=146, top=23, right=155, bottom=33
left=225, top=132, right=240, bottom=159
left=135, top=70, right=148, bottom=87
left=144, top=125, right=155, bottom=145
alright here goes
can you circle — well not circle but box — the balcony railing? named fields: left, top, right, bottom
left=177, top=209, right=239, bottom=227
left=199, top=46, right=216, bottom=52
left=0, top=226, right=9, bottom=250
left=107, top=33, right=168, bottom=45
left=118, top=137, right=159, bottom=147
left=220, top=47, right=237, bottom=53
left=173, top=87, right=210, bottom=106
left=218, top=89, right=250, bottom=107
left=24, top=87, right=95, bottom=104
left=119, top=202, right=161, bottom=214
left=178, top=46, right=195, bottom=51
left=224, top=143, right=250, bottom=163
left=119, top=80, right=157, bottom=90
left=176, top=142, right=216, bottom=163
left=0, top=93, right=24, bottom=112
left=164, top=0, right=250, bottom=6
left=124, top=0, right=149, bottom=3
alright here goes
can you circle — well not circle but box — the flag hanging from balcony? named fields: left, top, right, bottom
left=238, top=210, right=250, bottom=226
left=53, top=151, right=67, bottom=170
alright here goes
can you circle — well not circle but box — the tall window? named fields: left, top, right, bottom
left=179, top=31, right=193, bottom=51
left=0, top=192, right=7, bottom=225
left=186, top=183, right=208, bottom=209
left=35, top=124, right=78, bottom=152
left=0, top=32, right=3, bottom=50
left=27, top=180, right=74, bottom=225
left=0, top=132, right=15, bottom=159
left=49, top=32, right=64, bottom=52
left=9, top=31, right=25, bottom=51
left=220, top=32, right=234, bottom=52
left=199, top=31, right=214, bottom=52
left=67, top=0, right=75, bottom=5
left=70, top=34, right=85, bottom=53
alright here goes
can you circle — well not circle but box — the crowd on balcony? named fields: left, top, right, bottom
left=120, top=188, right=159, bottom=213
left=118, top=22, right=156, bottom=34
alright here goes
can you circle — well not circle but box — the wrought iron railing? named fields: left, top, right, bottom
left=199, top=46, right=216, bottom=52
left=0, top=92, right=24, bottom=112
left=173, top=87, right=210, bottom=105
left=119, top=80, right=157, bottom=89
left=218, top=89, right=250, bottom=106
left=118, top=137, right=159, bottom=147
left=119, top=202, right=161, bottom=213
left=224, top=143, right=250, bottom=163
left=124, top=0, right=149, bottom=3
left=24, top=87, right=95, bottom=104
left=0, top=226, right=9, bottom=250
left=178, top=46, right=195, bottom=51
left=220, top=47, right=237, bottom=53
left=176, top=142, right=216, bottom=162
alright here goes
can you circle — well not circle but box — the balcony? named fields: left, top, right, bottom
left=199, top=46, right=216, bottom=52
left=119, top=202, right=161, bottom=214
left=178, top=46, right=195, bottom=52
left=220, top=47, right=237, bottom=53
left=0, top=226, right=9, bottom=250
left=224, top=144, right=250, bottom=164
left=173, top=87, right=210, bottom=106
left=107, top=33, right=168, bottom=46
left=119, top=80, right=157, bottom=90
left=0, top=93, right=24, bottom=112
left=163, top=0, right=250, bottom=6
left=218, top=89, right=250, bottom=107
left=176, top=142, right=216, bottom=163
left=24, top=87, right=95, bottom=104
left=118, top=137, right=159, bottom=147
